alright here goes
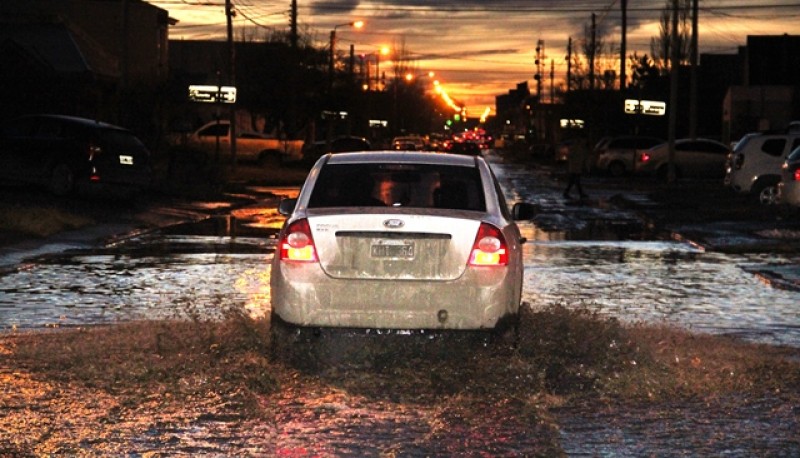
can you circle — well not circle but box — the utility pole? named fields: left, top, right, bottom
left=349, top=44, right=355, bottom=79
left=689, top=0, right=699, bottom=139
left=620, top=0, right=627, bottom=92
left=566, top=37, right=572, bottom=94
left=534, top=40, right=544, bottom=143
left=590, top=13, right=596, bottom=91
left=329, top=29, right=336, bottom=92
left=668, top=0, right=679, bottom=184
left=534, top=40, right=544, bottom=103
left=225, top=0, right=237, bottom=168
left=288, top=0, right=298, bottom=136
left=290, top=0, right=298, bottom=50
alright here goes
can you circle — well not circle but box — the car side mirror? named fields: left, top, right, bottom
left=278, top=198, right=297, bottom=216
left=511, top=202, right=538, bottom=220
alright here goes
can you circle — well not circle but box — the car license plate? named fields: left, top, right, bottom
left=371, top=241, right=415, bottom=259
left=119, top=155, right=134, bottom=165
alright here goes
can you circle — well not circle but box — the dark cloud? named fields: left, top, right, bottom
left=308, top=0, right=664, bottom=38
left=310, top=0, right=362, bottom=15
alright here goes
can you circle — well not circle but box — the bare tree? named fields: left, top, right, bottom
left=571, top=22, right=619, bottom=90
left=650, top=0, right=691, bottom=72
left=388, top=37, right=417, bottom=82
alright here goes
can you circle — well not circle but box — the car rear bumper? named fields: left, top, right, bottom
left=779, top=181, right=800, bottom=206
left=271, top=262, right=521, bottom=330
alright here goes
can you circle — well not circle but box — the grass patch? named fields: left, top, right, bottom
left=0, top=202, right=93, bottom=238
left=4, top=303, right=798, bottom=408
left=518, top=303, right=799, bottom=404
left=5, top=309, right=277, bottom=412
left=4, top=304, right=798, bottom=407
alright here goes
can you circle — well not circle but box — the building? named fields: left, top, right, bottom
left=723, top=35, right=800, bottom=142
left=0, top=0, right=174, bottom=121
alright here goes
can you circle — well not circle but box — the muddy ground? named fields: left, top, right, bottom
left=1, top=304, right=799, bottom=456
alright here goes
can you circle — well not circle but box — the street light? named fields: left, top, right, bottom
left=329, top=20, right=364, bottom=90
left=404, top=71, right=435, bottom=83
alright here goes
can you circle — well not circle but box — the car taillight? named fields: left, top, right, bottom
left=86, top=142, right=102, bottom=181
left=639, top=152, right=651, bottom=163
left=279, top=219, right=318, bottom=262
left=87, top=142, right=101, bottom=160
left=468, top=223, right=508, bottom=266
left=793, top=167, right=800, bottom=182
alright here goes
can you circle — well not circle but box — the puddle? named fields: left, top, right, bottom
left=556, top=396, right=800, bottom=456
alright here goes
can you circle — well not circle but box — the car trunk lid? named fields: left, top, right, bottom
left=308, top=213, right=479, bottom=281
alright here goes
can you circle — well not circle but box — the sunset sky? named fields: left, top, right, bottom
left=152, top=0, right=800, bottom=112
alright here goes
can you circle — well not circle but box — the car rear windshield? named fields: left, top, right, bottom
left=609, top=137, right=663, bottom=149
left=308, top=163, right=486, bottom=211
left=98, top=129, right=148, bottom=153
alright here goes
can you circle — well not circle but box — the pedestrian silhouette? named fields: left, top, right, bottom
left=564, top=135, right=590, bottom=200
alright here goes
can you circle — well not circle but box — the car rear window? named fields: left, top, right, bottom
left=308, top=163, right=486, bottom=211
left=760, top=138, right=786, bottom=157
left=98, top=129, right=148, bottom=154
left=608, top=137, right=663, bottom=150
left=788, top=145, right=800, bottom=162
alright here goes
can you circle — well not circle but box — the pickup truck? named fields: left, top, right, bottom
left=173, top=120, right=304, bottom=165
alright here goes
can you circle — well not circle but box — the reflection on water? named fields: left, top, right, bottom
left=0, top=235, right=275, bottom=330
left=3, top=230, right=798, bottom=348
left=523, top=238, right=800, bottom=347
left=1, top=176, right=799, bottom=348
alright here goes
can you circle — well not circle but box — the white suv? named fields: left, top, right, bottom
left=725, top=132, right=800, bottom=205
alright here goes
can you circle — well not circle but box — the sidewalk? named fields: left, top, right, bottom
left=0, top=190, right=261, bottom=273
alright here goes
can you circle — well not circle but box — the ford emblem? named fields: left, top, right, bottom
left=383, top=218, right=405, bottom=229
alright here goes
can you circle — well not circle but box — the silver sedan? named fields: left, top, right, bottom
left=270, top=151, right=534, bottom=334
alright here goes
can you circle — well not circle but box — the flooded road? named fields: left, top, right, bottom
left=1, top=158, right=799, bottom=456
left=1, top=160, right=798, bottom=347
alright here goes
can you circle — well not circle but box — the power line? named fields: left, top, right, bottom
left=300, top=2, right=800, bottom=13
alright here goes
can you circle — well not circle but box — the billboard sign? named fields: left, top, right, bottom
left=624, top=99, right=666, bottom=116
left=188, top=85, right=237, bottom=104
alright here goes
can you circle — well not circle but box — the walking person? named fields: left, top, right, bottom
left=563, top=135, right=590, bottom=200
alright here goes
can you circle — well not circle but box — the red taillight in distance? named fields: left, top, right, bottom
left=279, top=219, right=318, bottom=262
left=793, top=167, right=800, bottom=182
left=468, top=222, right=508, bottom=266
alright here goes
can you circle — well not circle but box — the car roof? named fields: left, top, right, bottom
left=15, top=114, right=127, bottom=131
left=313, top=136, right=368, bottom=144
left=608, top=135, right=664, bottom=141
left=674, top=138, right=726, bottom=144
left=325, top=151, right=480, bottom=166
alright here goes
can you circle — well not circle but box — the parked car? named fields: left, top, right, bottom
left=725, top=130, right=800, bottom=205
left=0, top=114, right=153, bottom=196
left=445, top=141, right=481, bottom=156
left=634, top=138, right=731, bottom=179
left=301, top=136, right=371, bottom=165
left=270, top=151, right=535, bottom=342
left=594, top=135, right=665, bottom=176
left=391, top=135, right=426, bottom=151
left=170, top=119, right=304, bottom=165
left=778, top=145, right=800, bottom=208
